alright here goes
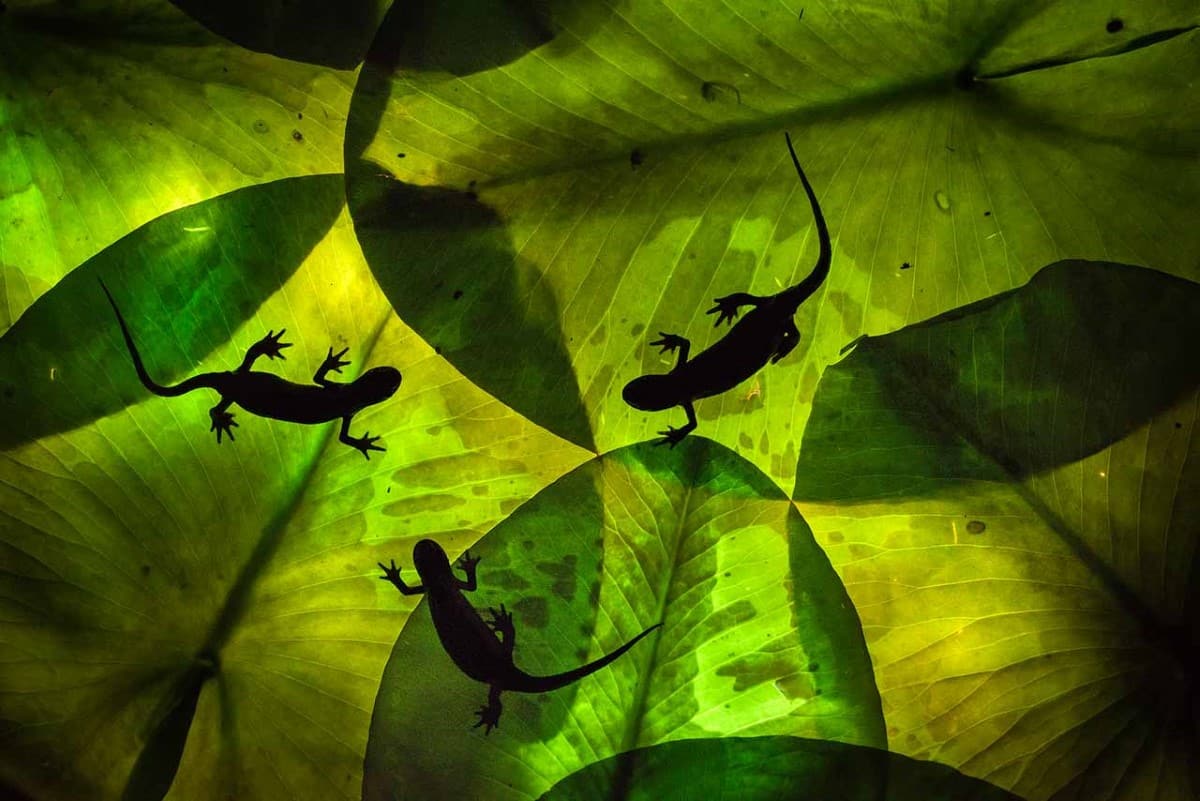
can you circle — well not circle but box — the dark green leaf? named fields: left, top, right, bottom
left=0, top=175, right=345, bottom=449
left=537, top=736, right=1024, bottom=801
left=795, top=260, right=1200, bottom=498
left=168, top=0, right=390, bottom=68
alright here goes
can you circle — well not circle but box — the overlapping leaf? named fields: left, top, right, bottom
left=168, top=0, right=391, bottom=68
left=364, top=438, right=882, bottom=801
left=538, top=735, right=1022, bottom=801
left=0, top=0, right=355, bottom=332
left=345, top=0, right=1200, bottom=490
left=0, top=195, right=589, bottom=800
left=0, top=175, right=345, bottom=449
left=794, top=261, right=1200, bottom=800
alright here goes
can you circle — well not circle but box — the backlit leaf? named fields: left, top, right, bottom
left=0, top=206, right=588, bottom=801
left=794, top=260, right=1199, bottom=800
left=364, top=438, right=882, bottom=800
left=345, top=0, right=1200, bottom=489
left=0, top=0, right=355, bottom=331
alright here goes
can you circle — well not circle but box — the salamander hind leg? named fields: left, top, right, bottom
left=209, top=399, right=238, bottom=444
left=487, top=604, right=516, bottom=656
left=338, top=416, right=385, bottom=459
left=473, top=685, right=504, bottom=735
left=655, top=401, right=697, bottom=448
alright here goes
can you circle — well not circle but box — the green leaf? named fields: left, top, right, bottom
left=793, top=261, right=1199, bottom=799
left=537, top=735, right=1023, bottom=801
left=364, top=438, right=882, bottom=801
left=0, top=0, right=355, bottom=332
left=0, top=215, right=589, bottom=801
left=0, top=175, right=345, bottom=450
left=345, top=0, right=1200, bottom=490
left=168, top=0, right=391, bottom=69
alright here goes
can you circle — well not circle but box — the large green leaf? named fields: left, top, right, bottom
left=0, top=0, right=355, bottom=332
left=538, top=736, right=1022, bottom=801
left=0, top=175, right=345, bottom=450
left=0, top=211, right=589, bottom=801
left=364, top=438, right=882, bottom=801
left=345, top=0, right=1200, bottom=489
left=793, top=261, right=1199, bottom=800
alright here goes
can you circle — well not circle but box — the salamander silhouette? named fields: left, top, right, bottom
left=380, top=539, right=661, bottom=733
left=102, top=281, right=400, bottom=458
left=623, top=132, right=831, bottom=446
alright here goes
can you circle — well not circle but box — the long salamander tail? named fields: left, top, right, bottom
left=100, top=279, right=194, bottom=397
left=513, top=623, right=663, bottom=694
left=781, top=132, right=832, bottom=305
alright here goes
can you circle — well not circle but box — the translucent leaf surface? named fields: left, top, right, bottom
left=538, top=735, right=1023, bottom=801
left=0, top=0, right=355, bottom=331
left=364, top=438, right=882, bottom=801
left=345, top=0, right=1200, bottom=489
left=794, top=261, right=1200, bottom=800
left=0, top=199, right=589, bottom=800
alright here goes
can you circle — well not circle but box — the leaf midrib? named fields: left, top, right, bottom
left=123, top=300, right=394, bottom=799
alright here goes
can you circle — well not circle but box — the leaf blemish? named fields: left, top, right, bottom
left=966, top=520, right=987, bottom=534
left=1107, top=18, right=1124, bottom=33
left=514, top=596, right=548, bottom=628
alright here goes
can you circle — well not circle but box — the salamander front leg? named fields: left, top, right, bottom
left=209, top=398, right=237, bottom=443
left=656, top=401, right=697, bottom=448
left=707, top=293, right=765, bottom=326
left=339, top=416, right=385, bottom=460
left=650, top=332, right=691, bottom=372
left=314, top=347, right=350, bottom=387
left=237, top=329, right=291, bottom=372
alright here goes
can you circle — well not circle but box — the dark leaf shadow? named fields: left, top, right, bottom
left=362, top=0, right=558, bottom=78
left=536, top=735, right=1023, bottom=801
left=346, top=166, right=595, bottom=449
left=0, top=175, right=346, bottom=450
left=168, top=0, right=390, bottom=69
left=795, top=260, right=1200, bottom=500
left=120, top=658, right=216, bottom=801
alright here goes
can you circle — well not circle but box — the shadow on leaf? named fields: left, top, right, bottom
left=169, top=0, right=390, bottom=68
left=346, top=167, right=594, bottom=448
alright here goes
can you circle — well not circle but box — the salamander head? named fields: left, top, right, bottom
left=354, top=366, right=402, bottom=401
left=622, top=374, right=681, bottom=411
left=412, top=538, right=451, bottom=579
